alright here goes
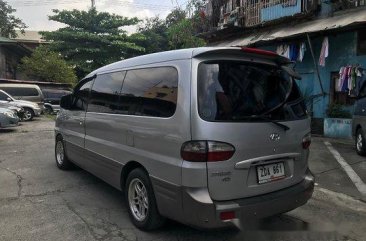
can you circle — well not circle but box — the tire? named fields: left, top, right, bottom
left=125, top=168, right=165, bottom=230
left=356, top=128, right=366, bottom=156
left=23, top=107, right=34, bottom=121
left=55, top=136, right=72, bottom=170
left=45, top=106, right=53, bottom=114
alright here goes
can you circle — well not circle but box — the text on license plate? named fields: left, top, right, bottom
left=256, top=162, right=285, bottom=184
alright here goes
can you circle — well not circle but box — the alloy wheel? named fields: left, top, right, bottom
left=23, top=110, right=32, bottom=121
left=56, top=141, right=64, bottom=165
left=128, top=178, right=149, bottom=222
left=357, top=134, right=363, bottom=152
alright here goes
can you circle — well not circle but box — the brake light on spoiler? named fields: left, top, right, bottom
left=241, top=47, right=278, bottom=57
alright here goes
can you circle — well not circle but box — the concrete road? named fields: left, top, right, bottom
left=0, top=118, right=366, bottom=241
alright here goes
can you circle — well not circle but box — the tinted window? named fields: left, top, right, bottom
left=88, top=71, right=126, bottom=113
left=72, top=79, right=94, bottom=111
left=121, top=67, right=178, bottom=117
left=197, top=61, right=304, bottom=121
left=0, top=87, right=39, bottom=96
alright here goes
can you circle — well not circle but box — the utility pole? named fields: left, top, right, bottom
left=91, top=0, right=95, bottom=9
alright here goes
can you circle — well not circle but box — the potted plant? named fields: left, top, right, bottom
left=324, top=103, right=352, bottom=139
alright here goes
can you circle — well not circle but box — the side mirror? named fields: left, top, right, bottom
left=6, top=97, right=12, bottom=102
left=60, top=94, right=73, bottom=110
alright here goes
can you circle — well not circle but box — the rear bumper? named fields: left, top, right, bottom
left=181, top=169, right=314, bottom=229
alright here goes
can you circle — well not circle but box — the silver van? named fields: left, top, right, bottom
left=0, top=84, right=45, bottom=110
left=55, top=47, right=314, bottom=230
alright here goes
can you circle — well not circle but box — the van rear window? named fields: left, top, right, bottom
left=197, top=61, right=306, bottom=122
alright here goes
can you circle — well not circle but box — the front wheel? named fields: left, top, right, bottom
left=125, top=168, right=165, bottom=230
left=356, top=128, right=366, bottom=156
left=23, top=107, right=34, bottom=121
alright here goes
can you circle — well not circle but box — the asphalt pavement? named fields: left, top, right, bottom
left=0, top=117, right=365, bottom=241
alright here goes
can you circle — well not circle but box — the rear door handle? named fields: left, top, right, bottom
left=78, top=118, right=84, bottom=125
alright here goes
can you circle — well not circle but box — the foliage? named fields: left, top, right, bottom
left=0, top=0, right=27, bottom=38
left=18, top=46, right=77, bottom=84
left=167, top=18, right=205, bottom=49
left=326, top=103, right=352, bottom=118
left=40, top=8, right=145, bottom=78
left=138, top=6, right=205, bottom=53
left=137, top=17, right=169, bottom=54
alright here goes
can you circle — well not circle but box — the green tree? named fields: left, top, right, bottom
left=0, top=0, right=27, bottom=38
left=40, top=8, right=144, bottom=78
left=19, top=47, right=77, bottom=84
left=167, top=18, right=205, bottom=49
left=137, top=17, right=169, bottom=54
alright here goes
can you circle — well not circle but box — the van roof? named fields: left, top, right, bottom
left=85, top=47, right=289, bottom=78
left=0, top=83, right=41, bottom=89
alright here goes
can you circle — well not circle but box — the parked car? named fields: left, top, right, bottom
left=0, top=84, right=45, bottom=111
left=0, top=102, right=25, bottom=120
left=55, top=47, right=314, bottom=230
left=352, top=81, right=366, bottom=155
left=0, top=107, right=19, bottom=128
left=0, top=90, right=41, bottom=121
left=42, top=89, right=72, bottom=114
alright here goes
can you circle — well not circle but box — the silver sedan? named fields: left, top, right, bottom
left=0, top=107, right=19, bottom=128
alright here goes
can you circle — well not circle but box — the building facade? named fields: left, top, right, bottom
left=200, top=0, right=366, bottom=133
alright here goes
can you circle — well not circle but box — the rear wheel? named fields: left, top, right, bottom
left=23, top=107, right=34, bottom=121
left=356, top=128, right=366, bottom=156
left=125, top=168, right=165, bottom=230
left=55, top=136, right=72, bottom=170
left=45, top=105, right=53, bottom=114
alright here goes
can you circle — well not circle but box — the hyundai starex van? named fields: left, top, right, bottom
left=55, top=47, right=314, bottom=230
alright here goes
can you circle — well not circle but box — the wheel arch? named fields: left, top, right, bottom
left=121, top=161, right=148, bottom=191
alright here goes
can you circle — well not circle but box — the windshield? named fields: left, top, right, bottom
left=197, top=61, right=306, bottom=122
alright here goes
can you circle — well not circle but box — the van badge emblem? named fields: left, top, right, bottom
left=269, top=133, right=280, bottom=141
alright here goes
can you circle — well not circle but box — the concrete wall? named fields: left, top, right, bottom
left=260, top=30, right=366, bottom=118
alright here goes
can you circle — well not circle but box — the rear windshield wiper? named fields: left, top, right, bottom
left=240, top=115, right=290, bottom=131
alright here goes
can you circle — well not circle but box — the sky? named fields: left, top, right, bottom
left=6, top=0, right=188, bottom=32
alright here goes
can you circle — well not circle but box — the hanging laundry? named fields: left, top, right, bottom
left=289, top=44, right=299, bottom=61
left=319, top=37, right=329, bottom=67
left=298, top=42, right=306, bottom=62
left=276, top=44, right=290, bottom=58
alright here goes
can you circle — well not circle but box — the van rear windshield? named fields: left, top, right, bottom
left=197, top=61, right=307, bottom=122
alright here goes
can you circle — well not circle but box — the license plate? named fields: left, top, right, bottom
left=256, top=162, right=285, bottom=184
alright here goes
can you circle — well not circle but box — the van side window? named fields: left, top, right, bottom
left=121, top=67, right=178, bottom=117
left=72, top=79, right=94, bottom=111
left=0, top=87, right=38, bottom=96
left=88, top=71, right=126, bottom=113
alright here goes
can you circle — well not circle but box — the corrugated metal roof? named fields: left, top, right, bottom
left=13, top=30, right=45, bottom=43
left=211, top=8, right=366, bottom=47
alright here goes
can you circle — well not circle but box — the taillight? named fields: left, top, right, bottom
left=302, top=133, right=311, bottom=149
left=220, top=211, right=236, bottom=221
left=181, top=141, right=235, bottom=162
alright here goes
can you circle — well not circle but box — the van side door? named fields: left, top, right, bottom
left=60, top=78, right=94, bottom=166
left=84, top=71, right=126, bottom=188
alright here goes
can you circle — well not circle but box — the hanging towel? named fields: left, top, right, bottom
left=298, top=42, right=306, bottom=62
left=338, top=67, right=345, bottom=91
left=276, top=44, right=289, bottom=58
left=289, top=44, right=299, bottom=61
left=319, top=37, right=329, bottom=67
